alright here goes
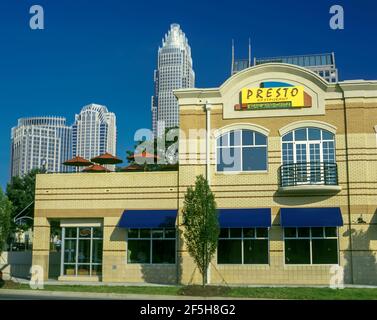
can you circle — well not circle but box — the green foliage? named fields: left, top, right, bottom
left=6, top=168, right=45, bottom=231
left=182, top=175, right=219, bottom=286
left=0, top=188, right=12, bottom=254
left=125, top=126, right=179, bottom=171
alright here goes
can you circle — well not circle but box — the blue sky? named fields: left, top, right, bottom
left=0, top=0, right=376, bottom=189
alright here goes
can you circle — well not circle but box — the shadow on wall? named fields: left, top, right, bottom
left=139, top=227, right=181, bottom=285
left=0, top=251, right=32, bottom=280
left=140, top=235, right=179, bottom=285
left=343, top=209, right=377, bottom=285
left=273, top=192, right=335, bottom=206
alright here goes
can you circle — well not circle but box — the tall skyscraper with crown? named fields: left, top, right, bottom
left=151, top=24, right=195, bottom=136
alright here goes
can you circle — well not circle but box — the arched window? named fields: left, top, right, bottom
left=282, top=127, right=335, bottom=164
left=216, top=129, right=268, bottom=172
left=281, top=127, right=336, bottom=185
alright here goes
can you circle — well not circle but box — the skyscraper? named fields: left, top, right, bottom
left=152, top=23, right=195, bottom=136
left=10, top=116, right=71, bottom=177
left=72, top=103, right=116, bottom=162
left=231, top=39, right=252, bottom=76
left=254, top=53, right=338, bottom=83
left=231, top=41, right=338, bottom=82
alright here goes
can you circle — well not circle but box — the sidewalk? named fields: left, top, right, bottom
left=0, top=288, right=250, bottom=300
left=11, top=277, right=377, bottom=289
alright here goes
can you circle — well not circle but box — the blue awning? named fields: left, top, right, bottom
left=218, top=208, right=271, bottom=228
left=280, top=207, right=343, bottom=227
left=118, top=210, right=177, bottom=228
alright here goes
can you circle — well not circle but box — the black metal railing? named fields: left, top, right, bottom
left=279, top=162, right=338, bottom=187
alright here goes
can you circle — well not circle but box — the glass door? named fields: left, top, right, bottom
left=61, top=226, right=103, bottom=277
left=294, top=143, right=307, bottom=184
left=309, top=142, right=322, bottom=183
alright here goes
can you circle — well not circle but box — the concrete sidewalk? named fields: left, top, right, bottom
left=0, top=288, right=251, bottom=300
left=10, top=277, right=377, bottom=289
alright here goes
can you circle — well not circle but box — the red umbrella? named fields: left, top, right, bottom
left=63, top=156, right=93, bottom=167
left=91, top=152, right=123, bottom=165
left=82, top=164, right=111, bottom=173
left=119, top=164, right=143, bottom=171
left=127, top=151, right=160, bottom=160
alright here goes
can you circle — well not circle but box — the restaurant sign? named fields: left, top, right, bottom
left=234, top=86, right=312, bottom=110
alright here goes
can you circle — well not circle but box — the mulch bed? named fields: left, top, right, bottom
left=178, top=285, right=231, bottom=297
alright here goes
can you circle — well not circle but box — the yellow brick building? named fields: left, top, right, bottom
left=32, top=63, right=377, bottom=285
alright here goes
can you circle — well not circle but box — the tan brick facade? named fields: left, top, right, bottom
left=33, top=64, right=377, bottom=285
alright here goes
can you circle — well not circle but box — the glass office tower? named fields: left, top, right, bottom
left=10, top=116, right=72, bottom=177
left=254, top=53, right=338, bottom=82
left=72, top=104, right=116, bottom=163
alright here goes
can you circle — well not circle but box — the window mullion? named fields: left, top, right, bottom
left=149, top=234, right=153, bottom=264
left=309, top=227, right=313, bottom=265
left=61, top=227, right=65, bottom=277
left=89, top=227, right=93, bottom=277
left=241, top=229, right=244, bottom=264
left=75, top=227, right=79, bottom=276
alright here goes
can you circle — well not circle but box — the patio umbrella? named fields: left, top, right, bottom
left=90, top=152, right=123, bottom=165
left=63, top=156, right=93, bottom=167
left=82, top=164, right=111, bottom=173
left=119, top=164, right=143, bottom=171
left=127, top=151, right=160, bottom=161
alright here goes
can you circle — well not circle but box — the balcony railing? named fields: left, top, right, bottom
left=279, top=162, right=338, bottom=188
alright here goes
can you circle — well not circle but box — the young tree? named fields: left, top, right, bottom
left=182, top=175, right=219, bottom=286
left=0, top=188, right=12, bottom=255
left=6, top=168, right=45, bottom=231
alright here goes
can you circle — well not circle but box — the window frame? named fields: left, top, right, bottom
left=216, top=129, right=268, bottom=174
left=217, top=227, right=270, bottom=265
left=283, top=227, right=339, bottom=266
left=126, top=228, right=177, bottom=265
left=281, top=127, right=336, bottom=166
left=61, top=226, right=103, bottom=277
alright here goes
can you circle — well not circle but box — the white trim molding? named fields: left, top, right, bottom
left=60, top=219, right=102, bottom=228
left=279, top=120, right=337, bottom=136
left=214, top=123, right=270, bottom=138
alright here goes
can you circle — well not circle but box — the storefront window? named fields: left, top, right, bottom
left=217, top=129, right=268, bottom=172
left=284, top=227, right=338, bottom=264
left=127, top=228, right=176, bottom=264
left=217, top=228, right=269, bottom=264
left=62, top=226, right=103, bottom=277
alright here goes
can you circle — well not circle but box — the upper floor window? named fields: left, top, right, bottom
left=216, top=129, right=268, bottom=172
left=282, top=127, right=335, bottom=165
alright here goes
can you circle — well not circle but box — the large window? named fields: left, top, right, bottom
left=281, top=127, right=336, bottom=185
left=62, top=227, right=103, bottom=276
left=216, top=129, right=268, bottom=172
left=217, top=228, right=269, bottom=264
left=284, top=227, right=338, bottom=265
left=127, top=228, right=176, bottom=264
left=282, top=127, right=335, bottom=165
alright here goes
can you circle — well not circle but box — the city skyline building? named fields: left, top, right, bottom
left=10, top=116, right=72, bottom=177
left=151, top=23, right=195, bottom=136
left=254, top=52, right=338, bottom=82
left=231, top=42, right=338, bottom=82
left=72, top=103, right=116, bottom=164
left=231, top=39, right=252, bottom=75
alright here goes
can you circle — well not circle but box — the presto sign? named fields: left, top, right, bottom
left=235, top=86, right=312, bottom=110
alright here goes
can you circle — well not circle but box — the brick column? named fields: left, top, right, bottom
left=32, top=217, right=51, bottom=281
left=102, top=217, right=126, bottom=282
